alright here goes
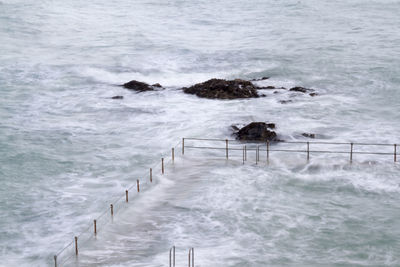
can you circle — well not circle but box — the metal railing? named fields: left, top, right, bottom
left=53, top=136, right=398, bottom=266
left=182, top=138, right=399, bottom=163
left=169, top=246, right=194, bottom=267
left=53, top=141, right=181, bottom=266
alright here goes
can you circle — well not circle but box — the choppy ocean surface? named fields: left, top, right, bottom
left=1, top=0, right=400, bottom=266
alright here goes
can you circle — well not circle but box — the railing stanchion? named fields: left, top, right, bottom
left=169, top=246, right=175, bottom=267
left=394, top=144, right=397, bottom=162
left=188, top=248, right=194, bottom=267
left=267, top=141, right=270, bottom=164
left=54, top=255, right=57, bottom=267
left=245, top=145, right=247, bottom=161
left=110, top=204, right=113, bottom=216
left=137, top=179, right=140, bottom=192
left=125, top=190, right=128, bottom=202
left=350, top=143, right=353, bottom=163
left=74, top=236, right=78, bottom=256
left=307, top=142, right=310, bottom=161
left=172, top=148, right=175, bottom=162
left=225, top=139, right=229, bottom=159
left=94, top=219, right=97, bottom=236
left=182, top=138, right=185, bottom=155
left=162, top=158, right=164, bottom=174
left=242, top=146, right=245, bottom=164
left=256, top=146, right=259, bottom=164
left=150, top=168, right=152, bottom=183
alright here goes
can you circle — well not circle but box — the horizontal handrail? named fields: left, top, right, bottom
left=183, top=137, right=398, bottom=147
left=184, top=146, right=398, bottom=156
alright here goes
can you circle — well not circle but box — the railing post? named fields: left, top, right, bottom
left=125, top=190, right=128, bottom=202
left=256, top=146, right=259, bottom=164
left=225, top=139, right=229, bottom=159
left=188, top=248, right=194, bottom=267
left=395, top=144, right=397, bottom=162
left=307, top=142, right=310, bottom=161
left=182, top=138, right=185, bottom=155
left=137, top=179, right=140, bottom=192
left=54, top=255, right=57, bottom=267
left=172, top=148, right=175, bottom=162
left=150, top=168, right=152, bottom=183
left=245, top=145, right=247, bottom=161
left=74, top=236, right=78, bottom=256
left=266, top=141, right=270, bottom=164
left=162, top=158, right=164, bottom=174
left=242, top=146, right=245, bottom=164
left=350, top=143, right=353, bottom=163
left=94, top=219, right=97, bottom=236
left=169, top=246, right=175, bottom=267
left=110, top=204, right=114, bottom=216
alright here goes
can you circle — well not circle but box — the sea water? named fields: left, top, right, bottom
left=0, top=0, right=400, bottom=266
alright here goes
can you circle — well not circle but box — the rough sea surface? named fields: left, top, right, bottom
left=1, top=0, right=400, bottom=266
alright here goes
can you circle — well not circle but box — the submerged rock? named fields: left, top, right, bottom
left=182, top=79, right=260, bottom=99
left=251, top=77, right=270, bottom=81
left=111, top=95, right=124, bottom=99
left=123, top=80, right=162, bottom=91
left=289, top=86, right=314, bottom=93
left=234, top=122, right=277, bottom=141
left=302, top=133, right=316, bottom=138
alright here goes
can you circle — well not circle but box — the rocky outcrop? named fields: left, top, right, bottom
left=234, top=122, right=277, bottom=141
left=182, top=79, right=260, bottom=99
left=123, top=80, right=162, bottom=91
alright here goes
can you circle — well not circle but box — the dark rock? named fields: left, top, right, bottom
left=111, top=95, right=124, bottom=99
left=251, top=77, right=270, bottom=81
left=182, top=78, right=260, bottom=99
left=235, top=122, right=277, bottom=141
left=256, top=85, right=276, bottom=89
left=289, top=87, right=314, bottom=93
left=231, top=125, right=240, bottom=131
left=309, top=93, right=318, bottom=97
left=279, top=100, right=293, bottom=104
left=302, top=133, right=316, bottom=138
left=266, top=123, right=275, bottom=129
left=123, top=80, right=155, bottom=91
left=152, top=83, right=162, bottom=88
left=273, top=91, right=279, bottom=94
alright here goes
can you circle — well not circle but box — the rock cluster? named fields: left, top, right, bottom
left=182, top=79, right=260, bottom=99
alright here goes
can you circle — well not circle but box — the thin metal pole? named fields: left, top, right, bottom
left=94, top=219, right=97, bottom=235
left=54, top=255, right=57, bottom=267
left=350, top=143, right=353, bottom=163
left=266, top=141, right=270, bottom=164
left=395, top=144, right=397, bottom=162
left=137, top=179, right=140, bottom=192
left=172, top=148, right=175, bottom=162
left=256, top=146, right=259, bottom=164
left=125, top=190, right=128, bottom=202
left=173, top=246, right=175, bottom=267
left=182, top=138, right=185, bottom=155
left=74, top=236, right=78, bottom=256
left=225, top=139, right=229, bottom=159
left=242, top=146, right=245, bottom=164
left=162, top=158, right=164, bottom=174
left=245, top=145, right=247, bottom=161
left=150, top=168, right=152, bottom=183
left=192, top=248, right=194, bottom=267
left=307, top=142, right=310, bottom=161
left=110, top=204, right=114, bottom=216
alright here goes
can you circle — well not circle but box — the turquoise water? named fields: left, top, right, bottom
left=1, top=0, right=400, bottom=266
